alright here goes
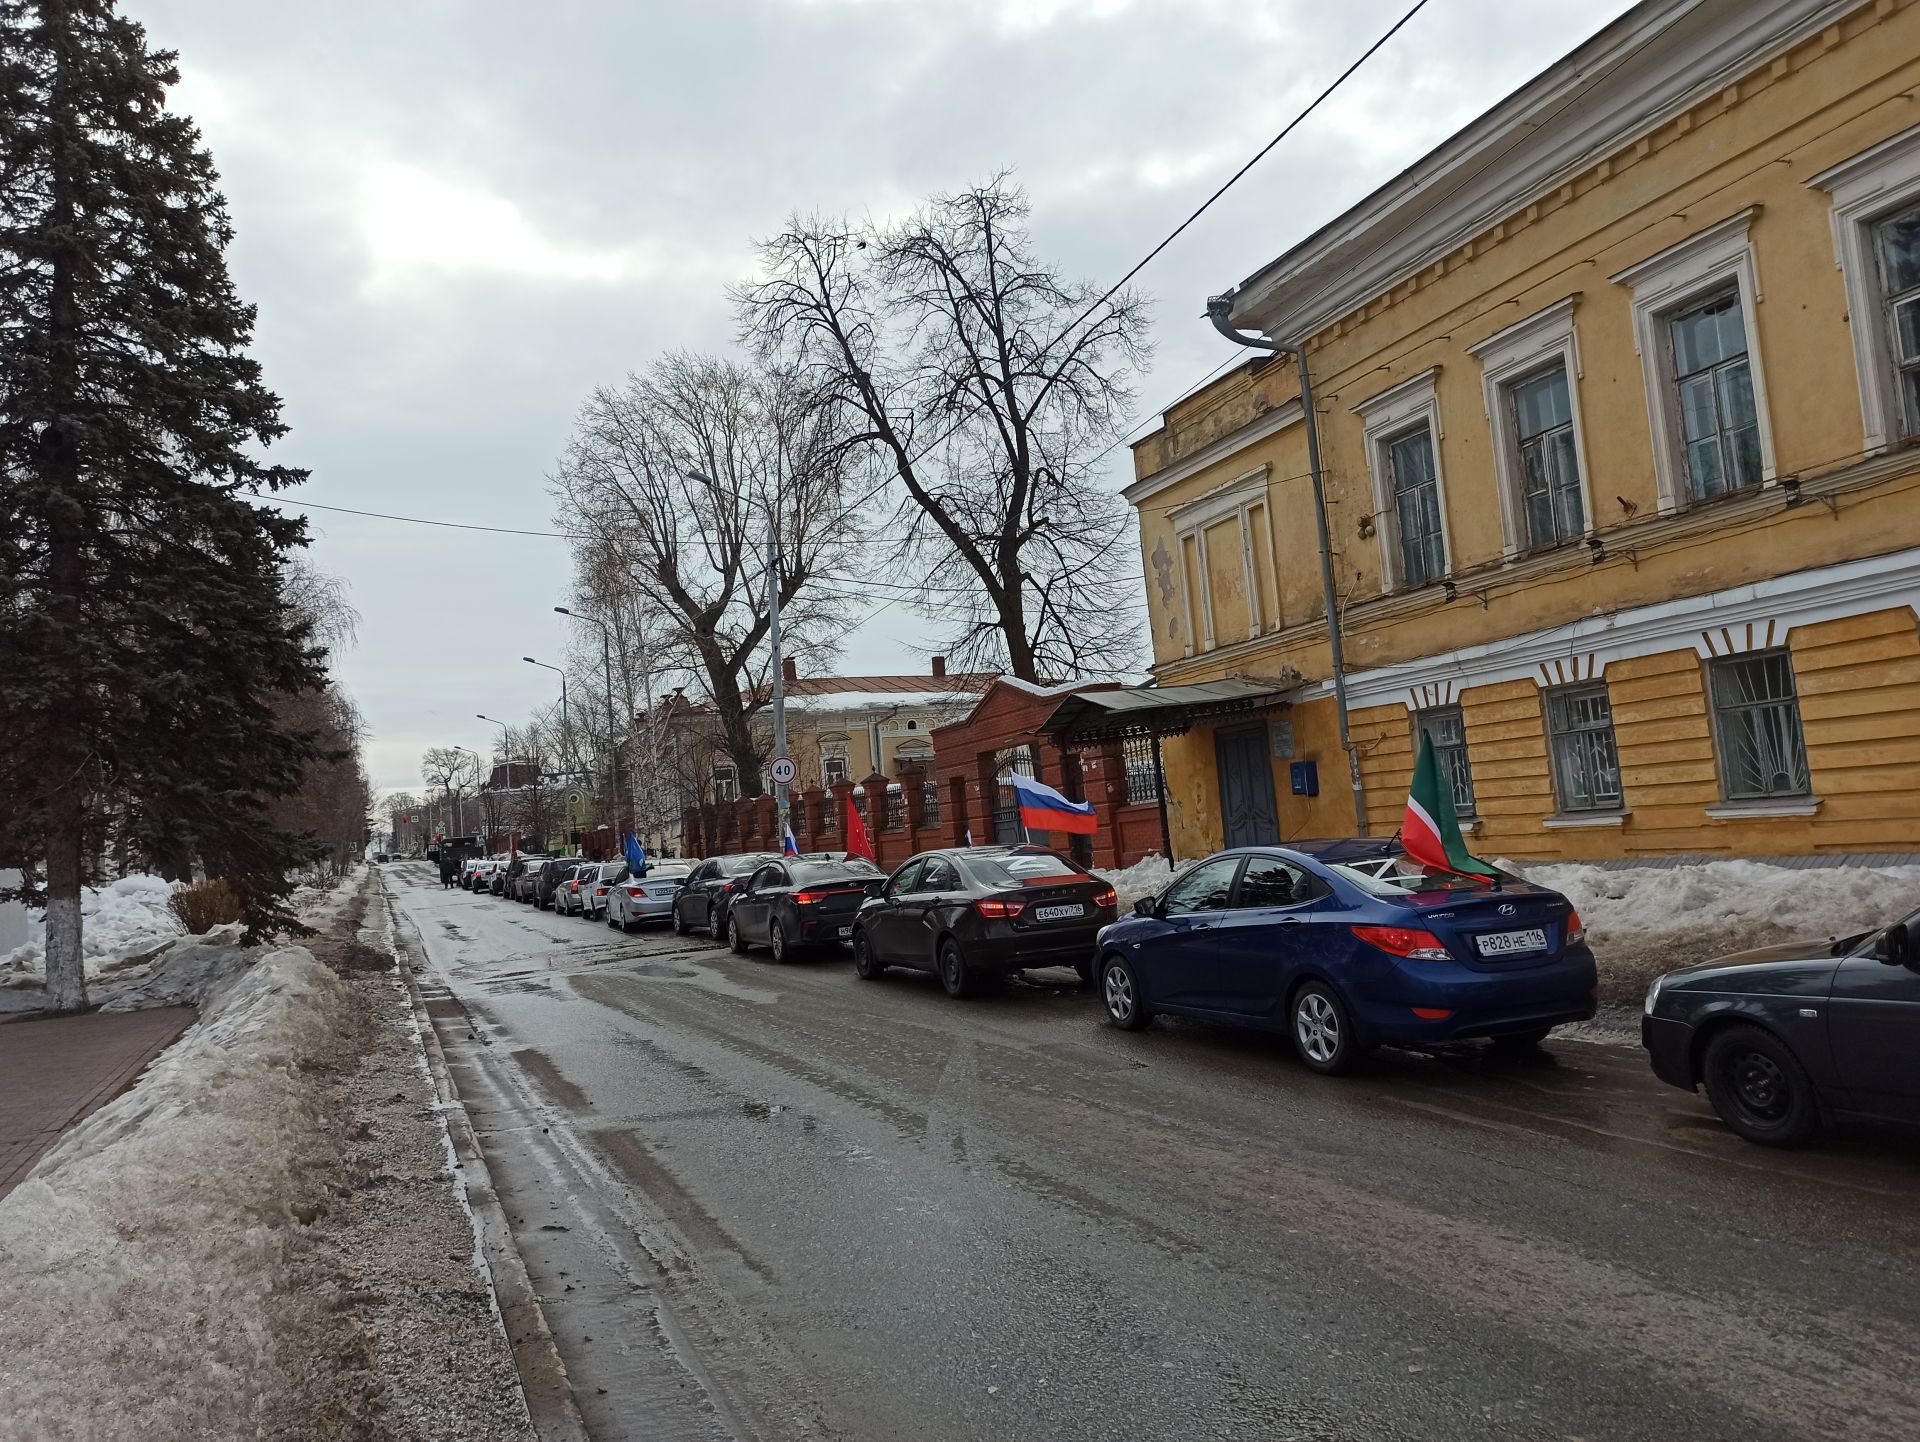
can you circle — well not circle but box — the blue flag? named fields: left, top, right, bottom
left=623, top=833, right=648, bottom=876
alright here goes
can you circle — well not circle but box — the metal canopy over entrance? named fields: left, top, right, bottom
left=1036, top=677, right=1301, bottom=746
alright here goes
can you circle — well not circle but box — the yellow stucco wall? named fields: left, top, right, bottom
left=1136, top=1, right=1920, bottom=862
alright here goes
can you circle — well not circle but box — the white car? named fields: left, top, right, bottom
left=605, top=863, right=696, bottom=932
left=575, top=861, right=629, bottom=921
left=552, top=862, right=596, bottom=916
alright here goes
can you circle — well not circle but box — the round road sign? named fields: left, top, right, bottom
left=770, top=756, right=798, bottom=786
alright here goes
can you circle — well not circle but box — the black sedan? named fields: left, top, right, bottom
left=851, top=845, right=1118, bottom=998
left=1642, top=904, right=1920, bottom=1145
left=673, top=852, right=781, bottom=938
left=726, top=858, right=885, bottom=961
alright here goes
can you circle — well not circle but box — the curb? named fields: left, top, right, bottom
left=376, top=882, right=592, bottom=1442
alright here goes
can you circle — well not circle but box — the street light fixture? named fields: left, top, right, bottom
left=523, top=656, right=571, bottom=773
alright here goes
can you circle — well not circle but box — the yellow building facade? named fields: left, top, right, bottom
left=1129, top=0, right=1920, bottom=861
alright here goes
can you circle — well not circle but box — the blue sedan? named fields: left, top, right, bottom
left=1094, top=840, right=1597, bottom=1073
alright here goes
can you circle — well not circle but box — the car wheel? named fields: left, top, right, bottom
left=853, top=929, right=886, bottom=980
left=1292, top=981, right=1358, bottom=1076
left=769, top=921, right=793, bottom=964
left=1702, top=1024, right=1822, bottom=1147
left=938, top=939, right=978, bottom=999
left=1488, top=1027, right=1553, bottom=1054
left=672, top=904, right=690, bottom=937
left=621, top=912, right=636, bottom=933
left=1100, top=954, right=1151, bottom=1031
left=728, top=913, right=750, bottom=955
left=607, top=909, right=621, bottom=930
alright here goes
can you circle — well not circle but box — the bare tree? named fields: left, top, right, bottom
left=550, top=352, right=861, bottom=798
left=736, top=174, right=1151, bottom=681
left=420, top=747, right=480, bottom=839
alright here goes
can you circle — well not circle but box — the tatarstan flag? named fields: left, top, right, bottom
left=1402, top=731, right=1500, bottom=880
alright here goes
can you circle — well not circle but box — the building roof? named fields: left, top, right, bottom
left=1224, top=0, right=1865, bottom=341
left=785, top=673, right=992, bottom=697
left=1037, top=677, right=1301, bottom=743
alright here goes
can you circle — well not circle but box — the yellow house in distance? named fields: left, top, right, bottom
left=1128, top=0, right=1920, bottom=862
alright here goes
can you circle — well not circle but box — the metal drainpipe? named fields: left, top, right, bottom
left=1204, top=294, right=1368, bottom=837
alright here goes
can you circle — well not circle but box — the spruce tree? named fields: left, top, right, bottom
left=0, top=0, right=323, bottom=1010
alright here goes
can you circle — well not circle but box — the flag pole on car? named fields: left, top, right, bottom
left=1401, top=733, right=1500, bottom=883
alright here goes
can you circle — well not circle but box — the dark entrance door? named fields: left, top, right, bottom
left=1215, top=725, right=1280, bottom=849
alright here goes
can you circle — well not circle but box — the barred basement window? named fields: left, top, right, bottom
left=1413, top=705, right=1475, bottom=818
left=1123, top=735, right=1162, bottom=804
left=1709, top=651, right=1810, bottom=801
left=1545, top=685, right=1622, bottom=813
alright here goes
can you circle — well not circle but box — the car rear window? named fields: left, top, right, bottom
left=790, top=863, right=874, bottom=887
left=721, top=854, right=777, bottom=874
left=963, top=851, right=1085, bottom=887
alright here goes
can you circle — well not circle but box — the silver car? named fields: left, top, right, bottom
left=605, top=863, right=696, bottom=932
left=577, top=861, right=629, bottom=920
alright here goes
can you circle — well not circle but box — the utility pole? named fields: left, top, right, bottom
left=766, top=528, right=791, bottom=843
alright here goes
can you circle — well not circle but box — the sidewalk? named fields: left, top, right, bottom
left=0, top=1006, right=196, bottom=1199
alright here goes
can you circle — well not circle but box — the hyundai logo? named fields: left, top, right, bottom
left=1497, top=903, right=1517, bottom=916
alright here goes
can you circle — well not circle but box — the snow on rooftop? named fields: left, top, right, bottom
left=781, top=689, right=981, bottom=714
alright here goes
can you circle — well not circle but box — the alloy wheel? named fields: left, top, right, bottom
left=1103, top=963, right=1135, bottom=1024
left=1295, top=992, right=1341, bottom=1065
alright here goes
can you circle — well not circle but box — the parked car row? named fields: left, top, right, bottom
left=441, top=839, right=1919, bottom=1150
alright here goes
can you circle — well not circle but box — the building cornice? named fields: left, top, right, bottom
left=1227, top=0, right=1871, bottom=343
left=1124, top=397, right=1302, bottom=507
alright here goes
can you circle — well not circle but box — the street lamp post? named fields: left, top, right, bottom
left=554, top=606, right=622, bottom=842
left=451, top=745, right=485, bottom=838
left=523, top=657, right=570, bottom=772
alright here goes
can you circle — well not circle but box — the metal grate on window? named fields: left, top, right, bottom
left=1413, top=705, right=1476, bottom=817
left=1545, top=684, right=1622, bottom=812
left=1709, top=651, right=1810, bottom=801
left=787, top=795, right=806, bottom=835
left=919, top=781, right=941, bottom=828
left=884, top=785, right=906, bottom=831
left=1123, top=735, right=1163, bottom=804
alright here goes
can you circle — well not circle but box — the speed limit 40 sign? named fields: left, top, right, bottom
left=770, top=756, right=797, bottom=786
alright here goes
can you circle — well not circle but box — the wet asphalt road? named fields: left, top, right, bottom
left=379, top=863, right=1920, bottom=1442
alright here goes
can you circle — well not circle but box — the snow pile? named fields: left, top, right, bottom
left=0, top=946, right=361, bottom=1441
left=0, top=874, right=182, bottom=984
left=1511, top=858, right=1920, bottom=994
left=1096, top=854, right=1174, bottom=909
left=95, top=923, right=253, bottom=1013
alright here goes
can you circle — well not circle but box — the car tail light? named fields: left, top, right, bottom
left=1411, top=1007, right=1453, bottom=1020
left=975, top=897, right=1028, bottom=919
left=1351, top=924, right=1452, bottom=961
left=626, top=887, right=643, bottom=897
left=1092, top=887, right=1118, bottom=909
left=722, top=880, right=739, bottom=893
left=1566, top=910, right=1585, bottom=944
left=793, top=890, right=822, bottom=906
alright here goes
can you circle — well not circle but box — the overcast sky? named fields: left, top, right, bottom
left=153, top=0, right=1635, bottom=795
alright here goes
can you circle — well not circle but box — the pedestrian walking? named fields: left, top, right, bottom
left=440, top=854, right=456, bottom=889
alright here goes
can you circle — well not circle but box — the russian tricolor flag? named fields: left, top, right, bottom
left=1008, top=772, right=1098, bottom=836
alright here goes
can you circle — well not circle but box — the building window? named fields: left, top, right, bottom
left=822, top=747, right=849, bottom=787
left=1875, top=201, right=1920, bottom=435
left=712, top=763, right=738, bottom=802
left=1356, top=370, right=1451, bottom=592
left=1709, top=651, right=1810, bottom=802
left=1545, top=685, right=1622, bottom=813
left=1612, top=210, right=1774, bottom=512
left=1511, top=368, right=1585, bottom=546
left=1413, top=705, right=1475, bottom=817
left=1122, top=734, right=1162, bottom=805
left=1669, top=291, right=1762, bottom=501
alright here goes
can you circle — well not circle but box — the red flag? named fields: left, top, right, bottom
left=844, top=792, right=875, bottom=863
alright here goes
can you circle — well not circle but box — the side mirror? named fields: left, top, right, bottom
left=1133, top=896, right=1156, bottom=919
left=1881, top=921, right=1915, bottom=967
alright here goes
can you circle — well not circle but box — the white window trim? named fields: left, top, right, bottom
left=1169, top=465, right=1275, bottom=650
left=1808, top=124, right=1920, bottom=455
left=1354, top=369, right=1453, bottom=591
left=1610, top=209, right=1777, bottom=513
left=1468, top=297, right=1595, bottom=558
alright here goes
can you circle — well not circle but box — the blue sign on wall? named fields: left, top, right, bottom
left=1289, top=760, right=1319, bottom=797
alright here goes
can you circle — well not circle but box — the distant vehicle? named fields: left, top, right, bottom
left=373, top=852, right=391, bottom=864
left=459, top=857, right=486, bottom=890
left=507, top=855, right=551, bottom=903
left=672, top=853, right=782, bottom=938
left=605, top=862, right=698, bottom=932
left=1642, top=904, right=1920, bottom=1146
left=576, top=861, right=629, bottom=920
left=728, top=857, right=885, bottom=962
left=851, top=846, right=1115, bottom=996
left=553, top=862, right=596, bottom=916
left=489, top=858, right=517, bottom=896
left=531, top=857, right=580, bottom=910
left=1094, top=840, right=1595, bottom=1074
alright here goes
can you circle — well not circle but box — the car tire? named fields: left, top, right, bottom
left=1100, top=954, right=1152, bottom=1031
left=938, top=939, right=978, bottom=999
left=1291, top=981, right=1359, bottom=1076
left=672, top=904, right=690, bottom=937
left=621, top=913, right=636, bottom=933
left=607, top=910, right=621, bottom=930
left=728, top=913, right=750, bottom=955
left=1702, top=1024, right=1822, bottom=1147
left=853, top=929, right=886, bottom=980
left=769, top=921, right=793, bottom=964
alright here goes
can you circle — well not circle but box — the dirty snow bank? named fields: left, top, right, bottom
left=1512, top=858, right=1920, bottom=996
left=0, top=947, right=365, bottom=1442
left=1096, top=855, right=1173, bottom=909
left=0, top=874, right=181, bottom=983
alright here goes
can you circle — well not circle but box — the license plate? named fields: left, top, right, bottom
left=836, top=926, right=852, bottom=939
left=1476, top=928, right=1547, bottom=957
left=1035, top=903, right=1084, bottom=922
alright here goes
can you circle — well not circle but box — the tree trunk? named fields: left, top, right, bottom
left=43, top=778, right=88, bottom=1012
